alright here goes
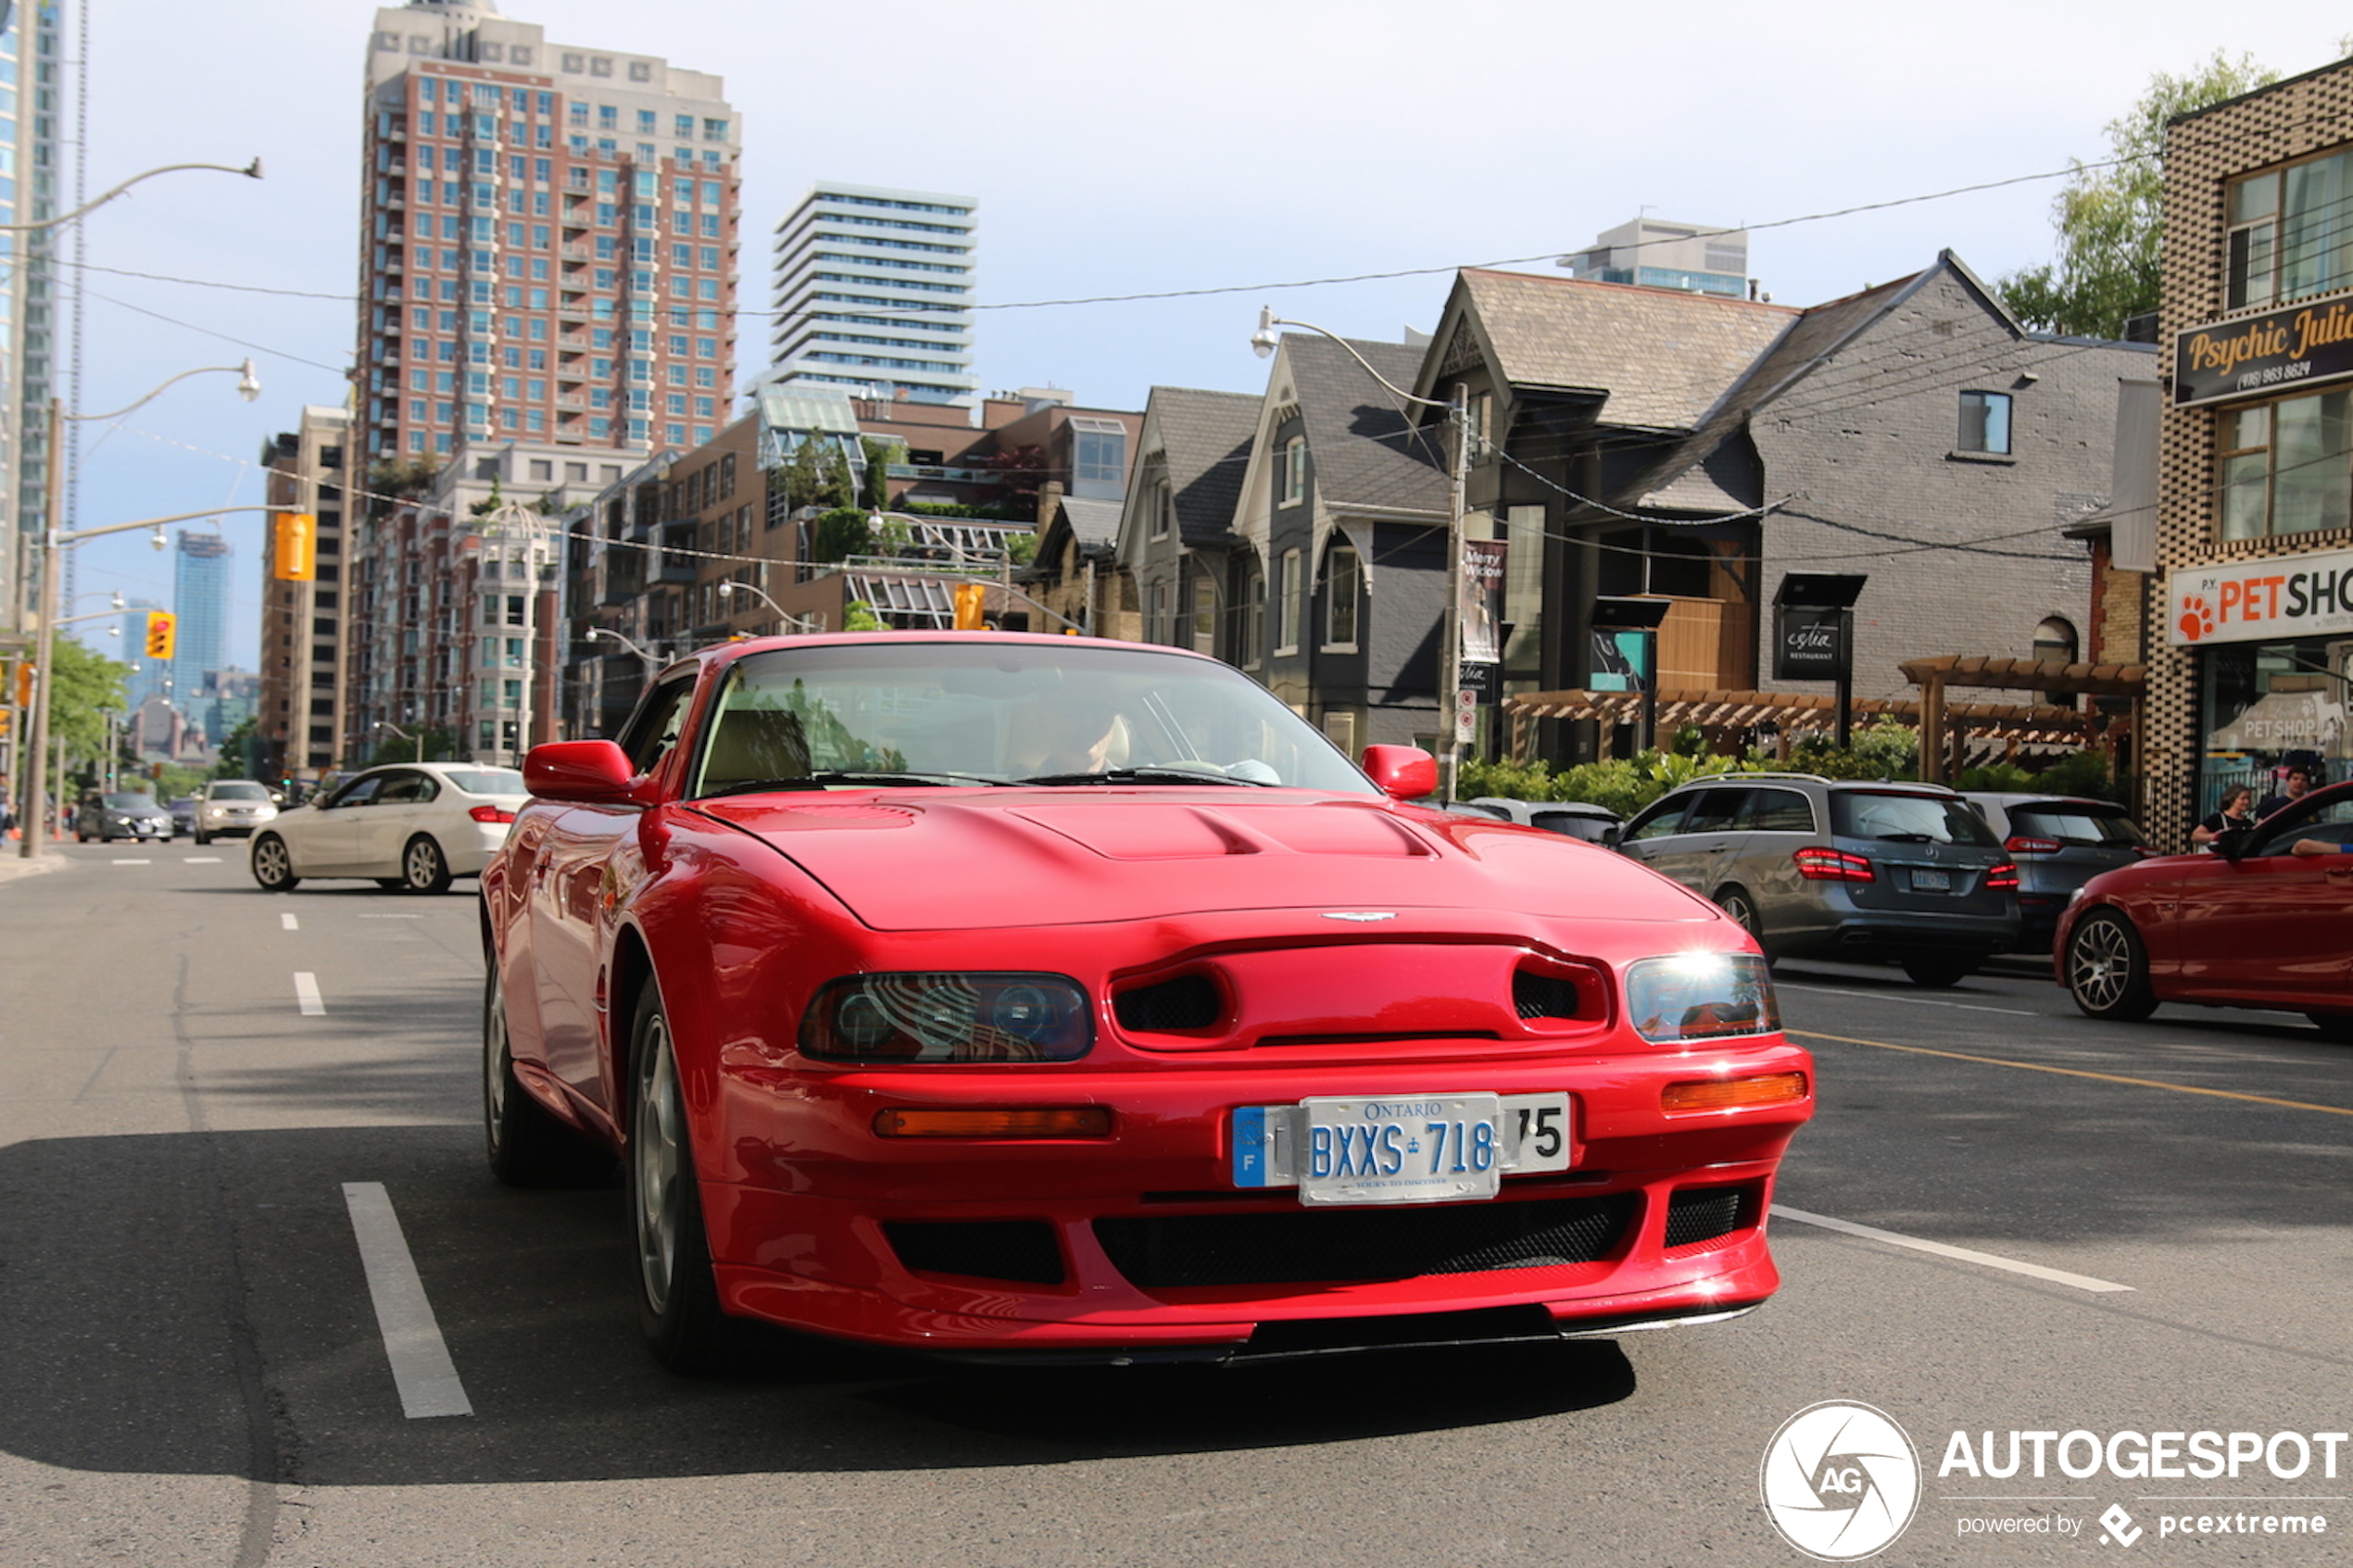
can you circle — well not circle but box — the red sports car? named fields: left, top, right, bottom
left=2056, top=779, right=2353, bottom=1038
left=483, top=633, right=1814, bottom=1370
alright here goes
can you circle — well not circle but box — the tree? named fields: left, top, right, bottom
left=48, top=636, right=131, bottom=766
left=782, top=436, right=830, bottom=510
left=211, top=717, right=260, bottom=781
left=859, top=437, right=902, bottom=511
left=2000, top=51, right=2277, bottom=339
left=810, top=508, right=875, bottom=563
left=815, top=440, right=856, bottom=509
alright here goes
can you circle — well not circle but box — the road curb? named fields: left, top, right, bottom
left=0, top=854, right=68, bottom=886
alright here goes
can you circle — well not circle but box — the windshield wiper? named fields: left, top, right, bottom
left=1014, top=765, right=1275, bottom=787
left=700, top=770, right=1008, bottom=799
left=697, top=777, right=830, bottom=799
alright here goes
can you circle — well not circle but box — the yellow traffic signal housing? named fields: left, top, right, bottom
left=145, top=610, right=178, bottom=661
left=11, top=660, right=30, bottom=707
left=951, top=583, right=988, bottom=631
left=273, top=511, right=317, bottom=581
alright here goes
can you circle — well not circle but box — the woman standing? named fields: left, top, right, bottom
left=2190, top=784, right=2255, bottom=849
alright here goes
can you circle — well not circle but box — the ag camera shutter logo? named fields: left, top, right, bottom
left=1760, top=1401, right=1921, bottom=1560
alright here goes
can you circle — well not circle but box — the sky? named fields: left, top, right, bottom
left=52, top=0, right=2353, bottom=673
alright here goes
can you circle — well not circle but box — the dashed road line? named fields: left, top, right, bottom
left=294, top=972, right=324, bottom=1016
left=183, top=855, right=221, bottom=864
left=281, top=912, right=299, bottom=931
left=1771, top=1205, right=2133, bottom=1293
left=111, top=858, right=151, bottom=866
left=341, top=1183, right=473, bottom=1419
left=1788, top=1028, right=2353, bottom=1117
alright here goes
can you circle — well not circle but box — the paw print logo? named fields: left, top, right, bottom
left=2179, top=593, right=2218, bottom=643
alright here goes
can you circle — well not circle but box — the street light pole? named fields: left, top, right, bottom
left=1251, top=308, right=1469, bottom=801
left=714, top=578, right=821, bottom=633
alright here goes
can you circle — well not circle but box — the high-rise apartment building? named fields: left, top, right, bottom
left=357, top=0, right=742, bottom=464
left=764, top=182, right=977, bottom=407
left=258, top=408, right=352, bottom=782
left=170, top=533, right=231, bottom=705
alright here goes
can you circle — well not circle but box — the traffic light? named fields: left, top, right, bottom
left=11, top=660, right=30, bottom=707
left=951, top=583, right=987, bottom=631
left=145, top=610, right=177, bottom=660
left=272, top=511, right=317, bottom=581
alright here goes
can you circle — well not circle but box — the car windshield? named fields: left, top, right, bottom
left=442, top=768, right=526, bottom=797
left=210, top=782, right=270, bottom=800
left=1831, top=791, right=2000, bottom=847
left=688, top=641, right=1375, bottom=797
left=102, top=793, right=157, bottom=810
left=2008, top=803, right=2143, bottom=847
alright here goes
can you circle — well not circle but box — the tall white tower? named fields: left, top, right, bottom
left=764, top=182, right=977, bottom=407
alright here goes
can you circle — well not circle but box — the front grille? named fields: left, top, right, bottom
left=1514, top=969, right=1583, bottom=1020
left=884, top=1220, right=1065, bottom=1285
left=1094, top=1194, right=1635, bottom=1289
left=1664, top=1185, right=1750, bottom=1248
left=1241, top=1303, right=1560, bottom=1359
left=1114, top=972, right=1222, bottom=1032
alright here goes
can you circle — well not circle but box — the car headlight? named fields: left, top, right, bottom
left=1625, top=953, right=1780, bottom=1044
left=799, top=972, right=1093, bottom=1063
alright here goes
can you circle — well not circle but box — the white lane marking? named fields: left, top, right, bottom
left=1771, top=1204, right=2133, bottom=1294
left=341, top=1183, right=473, bottom=1419
left=294, top=972, right=325, bottom=1016
left=183, top=855, right=222, bottom=864
left=111, top=858, right=151, bottom=866
left=1775, top=980, right=2038, bottom=1017
left=281, top=912, right=299, bottom=931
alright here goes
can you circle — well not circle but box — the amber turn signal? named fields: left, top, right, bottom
left=1660, top=1073, right=1808, bottom=1112
left=873, top=1107, right=1113, bottom=1138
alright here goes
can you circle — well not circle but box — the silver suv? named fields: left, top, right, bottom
left=1610, top=773, right=2020, bottom=986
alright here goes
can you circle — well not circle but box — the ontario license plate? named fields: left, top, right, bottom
left=1230, top=1092, right=1572, bottom=1205
left=1910, top=868, right=1951, bottom=892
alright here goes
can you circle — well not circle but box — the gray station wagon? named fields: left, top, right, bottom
left=1610, top=773, right=2020, bottom=985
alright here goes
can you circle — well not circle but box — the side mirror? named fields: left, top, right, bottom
left=2216, top=824, right=2254, bottom=862
left=1360, top=744, right=1438, bottom=801
left=525, top=739, right=649, bottom=806
left=1601, top=824, right=1624, bottom=848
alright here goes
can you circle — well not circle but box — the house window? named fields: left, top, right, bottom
left=2229, top=149, right=2353, bottom=311
left=1238, top=562, right=1265, bottom=669
left=1466, top=389, right=1492, bottom=458
left=1957, top=391, right=2011, bottom=455
left=2032, top=617, right=2078, bottom=665
left=1277, top=547, right=1303, bottom=653
left=1280, top=436, right=1307, bottom=507
left=1190, top=576, right=1215, bottom=654
left=1149, top=579, right=1172, bottom=646
left=1150, top=478, right=1172, bottom=540
left=1323, top=545, right=1361, bottom=648
left=1070, top=417, right=1126, bottom=499
left=2218, top=391, right=2353, bottom=540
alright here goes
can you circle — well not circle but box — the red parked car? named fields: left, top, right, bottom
left=2056, top=779, right=2353, bottom=1038
left=483, top=633, right=1814, bottom=1370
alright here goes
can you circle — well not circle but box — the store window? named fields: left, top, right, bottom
left=2197, top=635, right=2351, bottom=838
left=2218, top=391, right=2353, bottom=540
left=2228, top=148, right=2353, bottom=310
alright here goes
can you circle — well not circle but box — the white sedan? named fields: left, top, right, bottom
left=248, top=762, right=529, bottom=894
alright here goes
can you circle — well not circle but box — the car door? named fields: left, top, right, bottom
left=527, top=671, right=700, bottom=1119
left=2169, top=794, right=2353, bottom=1003
left=1737, top=785, right=1820, bottom=931
left=1649, top=786, right=1752, bottom=895
left=303, top=773, right=384, bottom=872
left=1615, top=796, right=1691, bottom=872
left=358, top=769, right=437, bottom=875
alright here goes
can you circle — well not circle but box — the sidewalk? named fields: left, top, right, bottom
left=0, top=845, right=68, bottom=885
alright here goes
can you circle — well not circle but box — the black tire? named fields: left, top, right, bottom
left=2065, top=909, right=2158, bottom=1022
left=1902, top=954, right=1976, bottom=988
left=402, top=834, right=453, bottom=895
left=627, top=982, right=731, bottom=1374
left=250, top=834, right=299, bottom=892
left=1715, top=885, right=1773, bottom=965
left=194, top=828, right=210, bottom=847
left=376, top=877, right=409, bottom=890
left=2307, top=1012, right=2353, bottom=1044
left=484, top=961, right=612, bottom=1186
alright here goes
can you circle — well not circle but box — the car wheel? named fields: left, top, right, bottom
left=1902, top=953, right=1976, bottom=988
left=376, top=877, right=408, bottom=890
left=194, top=829, right=210, bottom=847
left=2065, top=910, right=2158, bottom=1022
left=402, top=834, right=454, bottom=895
left=1715, top=886, right=1773, bottom=964
left=250, top=834, right=299, bottom=893
left=2307, top=1012, right=2353, bottom=1044
left=484, top=962, right=612, bottom=1186
left=628, top=984, right=729, bottom=1374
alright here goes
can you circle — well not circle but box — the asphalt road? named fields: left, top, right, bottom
left=1, top=843, right=2347, bottom=1567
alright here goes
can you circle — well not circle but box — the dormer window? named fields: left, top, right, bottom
left=1280, top=436, right=1307, bottom=507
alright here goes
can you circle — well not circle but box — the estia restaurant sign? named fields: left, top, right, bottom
left=2173, top=293, right=2353, bottom=407
left=2168, top=545, right=2353, bottom=646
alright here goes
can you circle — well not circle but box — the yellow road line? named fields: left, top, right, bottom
left=1787, top=1029, right=2353, bottom=1117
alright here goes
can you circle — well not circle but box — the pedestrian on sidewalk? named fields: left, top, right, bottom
left=2191, top=784, right=2254, bottom=849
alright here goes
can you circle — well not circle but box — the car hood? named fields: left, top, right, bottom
left=695, top=790, right=1717, bottom=932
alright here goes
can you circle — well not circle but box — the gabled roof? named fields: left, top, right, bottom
left=1055, top=494, right=1124, bottom=549
left=1285, top=334, right=1447, bottom=516
left=1151, top=387, right=1260, bottom=546
left=1447, top=269, right=1799, bottom=430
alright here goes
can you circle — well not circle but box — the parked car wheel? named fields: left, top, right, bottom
left=1902, top=953, right=1977, bottom=988
left=484, top=965, right=611, bottom=1186
left=2065, top=909, right=2157, bottom=1022
left=629, top=985, right=729, bottom=1374
left=1715, top=885, right=1770, bottom=962
left=2306, top=1012, right=2353, bottom=1044
left=402, top=834, right=453, bottom=895
left=250, top=834, right=299, bottom=893
left=194, top=828, right=211, bottom=847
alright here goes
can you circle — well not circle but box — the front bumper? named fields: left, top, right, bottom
left=697, top=1042, right=1810, bottom=1358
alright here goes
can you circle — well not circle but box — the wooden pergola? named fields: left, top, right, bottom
left=1502, top=684, right=2117, bottom=764
left=1899, top=655, right=2145, bottom=784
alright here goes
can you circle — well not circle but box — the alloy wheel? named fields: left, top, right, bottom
left=253, top=836, right=291, bottom=888
left=2070, top=917, right=2133, bottom=1011
left=634, top=1015, right=685, bottom=1315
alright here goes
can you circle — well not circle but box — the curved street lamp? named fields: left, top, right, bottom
left=1250, top=307, right=1471, bottom=801
left=715, top=578, right=823, bottom=633
left=0, top=157, right=262, bottom=233
left=586, top=625, right=663, bottom=677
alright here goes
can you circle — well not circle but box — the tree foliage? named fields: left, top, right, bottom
left=810, top=508, right=875, bottom=563
left=49, top=635, right=131, bottom=763
left=859, top=437, right=902, bottom=511
left=1999, top=51, right=2277, bottom=339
